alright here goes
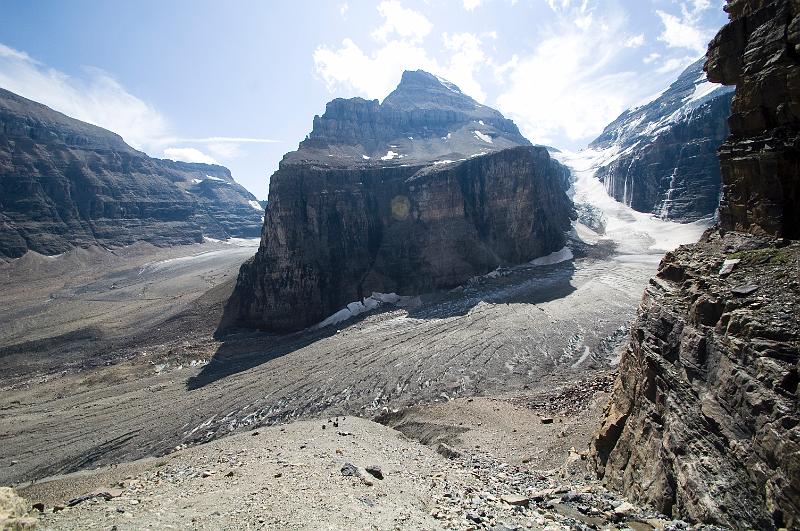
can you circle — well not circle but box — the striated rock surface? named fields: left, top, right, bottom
left=222, top=71, right=573, bottom=333
left=592, top=1, right=800, bottom=528
left=0, top=87, right=263, bottom=259
left=590, top=59, right=734, bottom=222
left=706, top=0, right=800, bottom=238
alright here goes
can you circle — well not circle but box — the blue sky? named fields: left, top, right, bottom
left=0, top=0, right=727, bottom=198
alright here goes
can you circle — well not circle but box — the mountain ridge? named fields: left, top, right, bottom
left=0, top=86, right=263, bottom=259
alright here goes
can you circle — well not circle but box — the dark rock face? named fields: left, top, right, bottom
left=592, top=1, right=800, bottom=528
left=0, top=87, right=263, bottom=259
left=706, top=0, right=800, bottom=238
left=590, top=59, right=734, bottom=222
left=222, top=72, right=573, bottom=333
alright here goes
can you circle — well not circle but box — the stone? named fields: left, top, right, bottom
left=340, top=463, right=359, bottom=477
left=718, top=258, right=740, bottom=276
left=0, top=487, right=36, bottom=530
left=31, top=503, right=44, bottom=513
left=436, top=443, right=462, bottom=460
left=613, top=501, right=636, bottom=516
left=731, top=283, right=758, bottom=296
left=500, top=495, right=530, bottom=507
left=593, top=233, right=800, bottom=528
left=540, top=417, right=554, bottom=424
left=365, top=465, right=384, bottom=480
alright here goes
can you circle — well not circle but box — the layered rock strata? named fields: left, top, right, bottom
left=222, top=72, right=573, bottom=333
left=592, top=1, right=800, bottom=528
left=0, top=87, right=263, bottom=259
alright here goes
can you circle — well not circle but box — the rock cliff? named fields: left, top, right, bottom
left=590, top=59, right=734, bottom=222
left=592, top=1, right=800, bottom=529
left=221, top=71, right=573, bottom=333
left=0, top=87, right=263, bottom=259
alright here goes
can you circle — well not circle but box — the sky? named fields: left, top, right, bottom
left=0, top=0, right=728, bottom=199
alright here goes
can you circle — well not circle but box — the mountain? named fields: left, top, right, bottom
left=589, top=58, right=734, bottom=222
left=220, top=70, right=574, bottom=333
left=0, top=87, right=264, bottom=259
left=591, top=1, right=800, bottom=528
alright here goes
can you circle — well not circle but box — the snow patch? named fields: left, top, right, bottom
left=316, top=292, right=402, bottom=329
left=530, top=246, right=573, bottom=266
left=434, top=74, right=462, bottom=94
left=433, top=160, right=455, bottom=165
left=206, top=175, right=227, bottom=182
left=689, top=80, right=722, bottom=102
left=191, top=178, right=203, bottom=184
left=473, top=131, right=493, bottom=143
left=362, top=155, right=371, bottom=160
left=381, top=150, right=399, bottom=161
left=248, top=200, right=263, bottom=211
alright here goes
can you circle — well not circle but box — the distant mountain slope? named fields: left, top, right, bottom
left=588, top=58, right=734, bottom=222
left=221, top=70, right=574, bottom=333
left=0, top=87, right=263, bottom=259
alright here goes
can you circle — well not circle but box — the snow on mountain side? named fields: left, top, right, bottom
left=586, top=58, right=734, bottom=222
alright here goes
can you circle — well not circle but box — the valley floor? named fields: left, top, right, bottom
left=0, top=154, right=713, bottom=529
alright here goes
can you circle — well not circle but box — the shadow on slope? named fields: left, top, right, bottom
left=190, top=257, right=580, bottom=391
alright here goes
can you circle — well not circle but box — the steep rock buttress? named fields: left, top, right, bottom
left=591, top=1, right=800, bottom=529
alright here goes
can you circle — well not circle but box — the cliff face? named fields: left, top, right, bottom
left=592, top=1, right=800, bottom=529
left=222, top=72, right=573, bottom=333
left=0, top=87, right=263, bottom=259
left=590, top=59, right=734, bottom=222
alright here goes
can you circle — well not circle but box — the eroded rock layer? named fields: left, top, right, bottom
left=222, top=72, right=573, bottom=333
left=0, top=87, right=263, bottom=259
left=592, top=1, right=800, bottom=528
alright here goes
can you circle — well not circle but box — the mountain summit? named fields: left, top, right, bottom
left=286, top=70, right=529, bottom=168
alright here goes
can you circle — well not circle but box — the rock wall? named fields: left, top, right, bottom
left=591, top=1, right=800, bottom=528
left=706, top=0, right=800, bottom=238
left=0, top=88, right=263, bottom=259
left=221, top=146, right=573, bottom=333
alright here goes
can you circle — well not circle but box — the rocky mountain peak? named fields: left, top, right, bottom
left=288, top=71, right=529, bottom=168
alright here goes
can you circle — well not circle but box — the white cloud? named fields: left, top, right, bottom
left=0, top=42, right=279, bottom=169
left=314, top=38, right=437, bottom=100
left=625, top=34, right=645, bottom=48
left=643, top=52, right=661, bottom=64
left=656, top=9, right=712, bottom=54
left=495, top=4, right=662, bottom=145
left=440, top=33, right=490, bottom=102
left=656, top=56, right=695, bottom=74
left=0, top=43, right=168, bottom=151
left=163, top=147, right=218, bottom=164
left=314, top=3, right=492, bottom=103
left=371, top=1, right=432, bottom=43
left=463, top=0, right=482, bottom=10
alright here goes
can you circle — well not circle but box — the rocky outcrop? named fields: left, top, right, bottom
left=592, top=1, right=800, bottom=528
left=0, top=87, right=263, bottom=259
left=590, top=59, right=734, bottom=222
left=706, top=0, right=800, bottom=238
left=221, top=72, right=573, bottom=333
